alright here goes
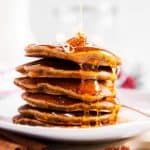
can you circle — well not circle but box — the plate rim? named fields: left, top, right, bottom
left=0, top=119, right=150, bottom=142
left=0, top=89, right=150, bottom=142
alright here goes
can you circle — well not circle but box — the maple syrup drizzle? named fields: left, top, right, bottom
left=79, top=0, right=84, bottom=32
left=79, top=60, right=102, bottom=127
left=58, top=33, right=104, bottom=127
left=62, top=33, right=118, bottom=127
left=82, top=110, right=90, bottom=127
left=95, top=82, right=100, bottom=127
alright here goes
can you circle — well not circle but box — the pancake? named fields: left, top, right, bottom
left=13, top=115, right=112, bottom=127
left=13, top=115, right=85, bottom=127
left=13, top=115, right=51, bottom=127
left=18, top=105, right=119, bottom=126
left=14, top=77, right=116, bottom=102
left=13, top=34, right=121, bottom=128
left=16, top=58, right=116, bottom=80
left=25, top=44, right=121, bottom=67
left=22, top=93, right=117, bottom=112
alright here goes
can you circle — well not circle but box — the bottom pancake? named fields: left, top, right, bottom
left=17, top=105, right=119, bottom=126
left=13, top=115, right=115, bottom=127
left=13, top=115, right=51, bottom=127
left=13, top=115, right=77, bottom=127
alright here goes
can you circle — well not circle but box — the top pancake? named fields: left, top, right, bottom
left=25, top=44, right=121, bottom=67
left=16, top=58, right=116, bottom=80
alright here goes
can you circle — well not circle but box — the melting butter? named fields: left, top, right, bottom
left=63, top=43, right=75, bottom=53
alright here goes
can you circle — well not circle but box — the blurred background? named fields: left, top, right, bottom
left=0, top=0, right=150, bottom=92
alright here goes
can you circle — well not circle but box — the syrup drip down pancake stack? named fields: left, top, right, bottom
left=13, top=33, right=121, bottom=127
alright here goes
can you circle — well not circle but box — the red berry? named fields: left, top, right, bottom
left=121, top=76, right=136, bottom=89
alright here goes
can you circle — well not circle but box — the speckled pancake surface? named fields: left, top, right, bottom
left=22, top=92, right=117, bottom=112
left=13, top=115, right=52, bottom=127
left=14, top=77, right=115, bottom=102
left=17, top=105, right=119, bottom=126
left=25, top=44, right=121, bottom=67
left=16, top=58, right=116, bottom=80
left=13, top=115, right=115, bottom=127
left=13, top=34, right=121, bottom=127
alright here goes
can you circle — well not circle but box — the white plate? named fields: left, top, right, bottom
left=0, top=89, right=150, bottom=142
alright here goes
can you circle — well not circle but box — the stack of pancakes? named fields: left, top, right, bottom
left=13, top=34, right=121, bottom=127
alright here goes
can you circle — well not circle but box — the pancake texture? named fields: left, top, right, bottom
left=22, top=92, right=117, bottom=112
left=16, top=58, right=116, bottom=80
left=14, top=77, right=115, bottom=102
left=13, top=34, right=121, bottom=127
left=25, top=44, right=121, bottom=67
left=16, top=105, right=119, bottom=126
